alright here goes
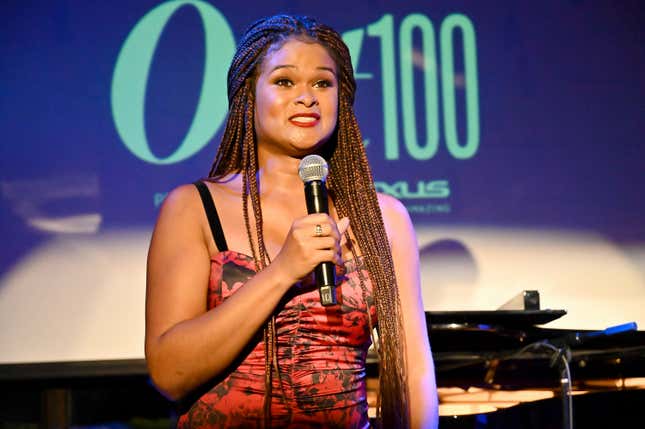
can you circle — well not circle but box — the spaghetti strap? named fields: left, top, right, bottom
left=193, top=181, right=229, bottom=252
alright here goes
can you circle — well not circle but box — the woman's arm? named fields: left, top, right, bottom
left=145, top=184, right=347, bottom=400
left=378, top=193, right=439, bottom=429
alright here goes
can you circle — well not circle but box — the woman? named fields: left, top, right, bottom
left=145, top=14, right=438, bottom=428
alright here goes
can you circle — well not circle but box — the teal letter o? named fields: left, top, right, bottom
left=111, top=0, right=235, bottom=164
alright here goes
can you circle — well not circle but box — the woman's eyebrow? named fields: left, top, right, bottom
left=317, top=66, right=336, bottom=75
left=269, top=64, right=296, bottom=72
left=269, top=64, right=336, bottom=74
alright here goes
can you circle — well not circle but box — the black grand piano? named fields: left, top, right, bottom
left=423, top=298, right=645, bottom=428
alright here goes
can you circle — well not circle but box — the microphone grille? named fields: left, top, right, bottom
left=298, top=154, right=329, bottom=182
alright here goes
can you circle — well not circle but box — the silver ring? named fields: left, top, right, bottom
left=315, top=224, right=323, bottom=237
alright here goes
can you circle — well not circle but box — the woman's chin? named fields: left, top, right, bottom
left=290, top=138, right=332, bottom=156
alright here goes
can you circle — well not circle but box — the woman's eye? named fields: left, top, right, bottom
left=275, top=78, right=293, bottom=87
left=314, top=80, right=333, bottom=88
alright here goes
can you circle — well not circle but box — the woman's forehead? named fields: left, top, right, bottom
left=260, top=38, right=337, bottom=74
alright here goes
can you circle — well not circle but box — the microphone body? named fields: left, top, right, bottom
left=299, top=155, right=337, bottom=306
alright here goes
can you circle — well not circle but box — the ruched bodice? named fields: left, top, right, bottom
left=177, top=250, right=377, bottom=428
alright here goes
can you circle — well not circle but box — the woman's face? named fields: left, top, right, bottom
left=254, top=38, right=339, bottom=157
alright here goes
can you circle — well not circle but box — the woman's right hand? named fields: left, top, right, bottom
left=270, top=214, right=350, bottom=285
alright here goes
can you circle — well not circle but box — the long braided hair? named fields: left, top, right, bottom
left=208, top=15, right=409, bottom=428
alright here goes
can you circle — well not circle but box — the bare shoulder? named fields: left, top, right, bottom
left=151, top=183, right=208, bottom=249
left=376, top=192, right=418, bottom=256
left=158, top=179, right=239, bottom=216
left=157, top=183, right=203, bottom=221
left=376, top=192, right=413, bottom=231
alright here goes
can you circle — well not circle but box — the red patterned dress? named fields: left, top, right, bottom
left=176, top=249, right=376, bottom=428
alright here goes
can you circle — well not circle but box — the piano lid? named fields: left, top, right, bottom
left=427, top=309, right=567, bottom=327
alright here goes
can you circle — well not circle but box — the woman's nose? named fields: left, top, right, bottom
left=295, top=89, right=318, bottom=107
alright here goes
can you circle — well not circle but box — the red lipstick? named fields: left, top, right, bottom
left=289, top=113, right=320, bottom=127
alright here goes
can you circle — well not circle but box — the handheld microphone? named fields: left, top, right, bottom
left=298, top=154, right=337, bottom=306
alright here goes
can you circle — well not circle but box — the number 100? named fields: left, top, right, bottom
left=360, top=13, right=480, bottom=160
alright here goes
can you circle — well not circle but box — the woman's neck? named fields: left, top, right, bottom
left=256, top=150, right=307, bottom=195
